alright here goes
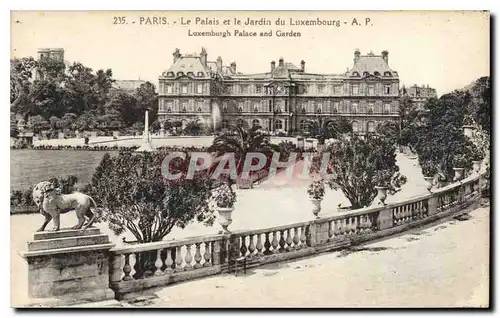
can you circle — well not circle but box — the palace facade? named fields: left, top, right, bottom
left=157, top=48, right=400, bottom=134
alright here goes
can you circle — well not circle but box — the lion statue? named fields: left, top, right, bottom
left=32, top=180, right=99, bottom=232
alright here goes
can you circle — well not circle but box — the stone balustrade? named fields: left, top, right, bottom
left=22, top=171, right=488, bottom=305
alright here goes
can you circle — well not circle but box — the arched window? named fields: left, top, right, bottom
left=197, top=72, right=204, bottom=77
left=374, top=71, right=381, bottom=76
left=222, top=119, right=229, bottom=129
left=367, top=121, right=376, bottom=133
left=252, top=119, right=260, bottom=128
left=274, top=119, right=283, bottom=130
left=384, top=72, right=392, bottom=77
left=351, top=103, right=358, bottom=113
left=300, top=120, right=309, bottom=131
left=301, top=106, right=306, bottom=114
left=238, top=106, right=243, bottom=112
left=237, top=119, right=245, bottom=128
left=352, top=72, right=360, bottom=77
left=352, top=121, right=359, bottom=132
left=363, top=71, right=369, bottom=77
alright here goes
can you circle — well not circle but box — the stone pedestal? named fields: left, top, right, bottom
left=20, top=228, right=115, bottom=307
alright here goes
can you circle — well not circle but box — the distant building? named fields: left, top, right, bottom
left=35, top=48, right=65, bottom=80
left=157, top=48, right=401, bottom=134
left=110, top=80, right=146, bottom=96
left=403, top=84, right=437, bottom=110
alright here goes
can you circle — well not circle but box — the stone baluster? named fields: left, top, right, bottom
left=358, top=215, right=366, bottom=233
left=203, top=242, right=211, bottom=267
left=248, top=235, right=256, bottom=257
left=165, top=248, right=174, bottom=273
left=184, top=244, right=193, bottom=270
left=264, top=232, right=272, bottom=255
left=110, top=254, right=123, bottom=283
left=256, top=234, right=264, bottom=255
left=278, top=231, right=286, bottom=253
left=194, top=243, right=203, bottom=269
left=300, top=226, right=307, bottom=248
left=285, top=229, right=293, bottom=251
left=271, top=231, right=279, bottom=253
left=328, top=221, right=335, bottom=239
left=292, top=227, right=300, bottom=249
left=122, top=253, right=133, bottom=281
left=129, top=253, right=137, bottom=278
left=175, top=246, right=183, bottom=272
left=154, top=248, right=164, bottom=276
left=240, top=236, right=248, bottom=257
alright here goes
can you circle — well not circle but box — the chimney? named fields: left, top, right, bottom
left=278, top=57, right=284, bottom=67
left=200, top=47, right=207, bottom=67
left=300, top=60, right=305, bottom=72
left=173, top=48, right=181, bottom=63
left=216, top=56, right=223, bottom=72
left=354, top=49, right=361, bottom=63
left=382, top=50, right=389, bottom=64
left=271, top=61, right=276, bottom=73
left=230, top=62, right=236, bottom=74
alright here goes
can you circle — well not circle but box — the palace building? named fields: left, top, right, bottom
left=157, top=48, right=400, bottom=134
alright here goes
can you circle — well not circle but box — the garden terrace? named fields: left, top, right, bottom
left=107, top=171, right=488, bottom=300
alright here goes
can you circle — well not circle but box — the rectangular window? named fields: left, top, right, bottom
left=167, top=102, right=173, bottom=112
left=255, top=85, right=262, bottom=94
left=368, top=85, right=375, bottom=95
left=333, top=102, right=339, bottom=113
left=182, top=85, right=188, bottom=94
left=166, top=85, right=173, bottom=94
left=317, top=84, right=325, bottom=94
left=384, top=103, right=391, bottom=113
left=182, top=101, right=187, bottom=112
left=197, top=101, right=203, bottom=112
left=335, top=85, right=342, bottom=95
left=197, top=84, right=203, bottom=94
left=385, top=85, right=391, bottom=95
left=352, top=85, right=359, bottom=95
left=368, top=103, right=374, bottom=113
left=241, top=85, right=248, bottom=94
left=352, top=103, right=358, bottom=113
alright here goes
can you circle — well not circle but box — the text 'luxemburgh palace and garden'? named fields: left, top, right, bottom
left=135, top=16, right=373, bottom=38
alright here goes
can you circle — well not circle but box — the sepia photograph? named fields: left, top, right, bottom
left=9, top=10, right=491, bottom=308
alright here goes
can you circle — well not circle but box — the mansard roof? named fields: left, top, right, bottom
left=348, top=53, right=398, bottom=78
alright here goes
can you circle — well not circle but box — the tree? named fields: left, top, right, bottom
left=208, top=125, right=280, bottom=174
left=29, top=115, right=50, bottom=133
left=304, top=117, right=352, bottom=144
left=324, top=133, right=407, bottom=209
left=86, top=151, right=218, bottom=243
left=135, top=82, right=158, bottom=123
left=107, top=92, right=139, bottom=127
left=10, top=57, right=37, bottom=113
left=182, top=119, right=203, bottom=136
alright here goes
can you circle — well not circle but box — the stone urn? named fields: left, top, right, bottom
left=423, top=176, right=434, bottom=192
left=472, top=161, right=482, bottom=174
left=310, top=198, right=322, bottom=218
left=217, top=207, right=234, bottom=234
left=453, top=168, right=465, bottom=182
left=374, top=186, right=388, bottom=205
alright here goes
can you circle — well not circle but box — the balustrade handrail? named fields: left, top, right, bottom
left=110, top=233, right=226, bottom=254
left=109, top=171, right=486, bottom=256
left=232, top=220, right=313, bottom=237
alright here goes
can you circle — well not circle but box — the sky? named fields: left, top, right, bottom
left=10, top=11, right=490, bottom=96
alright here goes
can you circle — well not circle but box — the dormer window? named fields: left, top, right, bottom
left=374, top=71, right=381, bottom=76
left=167, top=72, right=174, bottom=77
left=187, top=72, right=194, bottom=77
left=363, top=71, right=369, bottom=77
left=182, top=85, right=188, bottom=94
left=177, top=72, right=183, bottom=77
left=352, top=72, right=360, bottom=77
left=384, top=72, right=392, bottom=77
left=197, top=72, right=204, bottom=77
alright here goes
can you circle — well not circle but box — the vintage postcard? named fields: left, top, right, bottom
left=10, top=10, right=490, bottom=308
